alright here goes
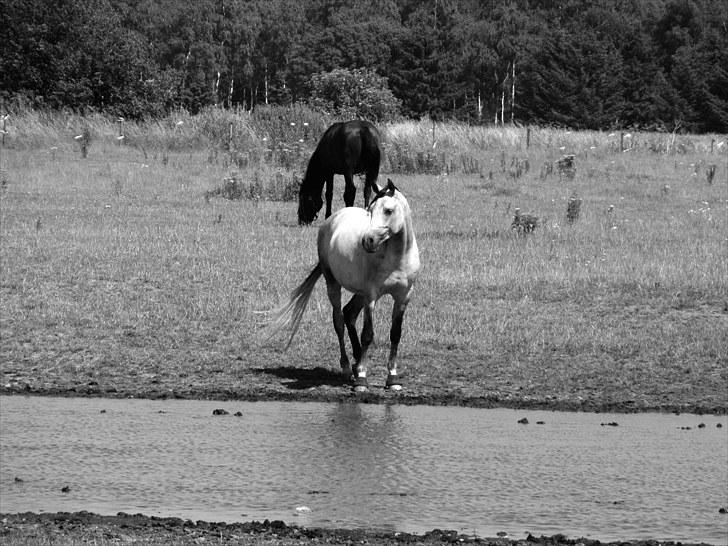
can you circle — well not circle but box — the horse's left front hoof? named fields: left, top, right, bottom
left=353, top=376, right=368, bottom=392
left=385, top=374, right=403, bottom=391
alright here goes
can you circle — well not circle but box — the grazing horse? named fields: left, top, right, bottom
left=270, top=179, right=420, bottom=391
left=297, top=120, right=381, bottom=225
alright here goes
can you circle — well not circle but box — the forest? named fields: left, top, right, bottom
left=2, top=0, right=727, bottom=133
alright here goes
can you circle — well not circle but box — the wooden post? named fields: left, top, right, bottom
left=117, top=117, right=124, bottom=146
left=526, top=127, right=531, bottom=149
left=1, top=114, right=7, bottom=148
left=620, top=132, right=625, bottom=153
left=229, top=122, right=234, bottom=152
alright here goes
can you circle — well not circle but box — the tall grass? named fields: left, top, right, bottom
left=0, top=106, right=726, bottom=410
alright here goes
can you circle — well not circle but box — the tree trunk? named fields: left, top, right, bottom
left=264, top=62, right=269, bottom=105
left=511, top=60, right=516, bottom=124
left=228, top=73, right=234, bottom=108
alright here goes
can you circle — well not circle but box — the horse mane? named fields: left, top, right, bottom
left=370, top=179, right=417, bottom=254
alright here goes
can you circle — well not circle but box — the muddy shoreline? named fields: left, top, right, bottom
left=1, top=511, right=721, bottom=546
left=2, top=384, right=726, bottom=415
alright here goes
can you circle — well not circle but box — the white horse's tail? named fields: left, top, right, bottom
left=263, top=263, right=322, bottom=350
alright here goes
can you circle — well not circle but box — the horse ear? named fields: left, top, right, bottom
left=386, top=178, right=397, bottom=193
left=371, top=181, right=382, bottom=195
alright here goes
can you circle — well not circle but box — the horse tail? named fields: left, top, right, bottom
left=263, top=263, right=323, bottom=350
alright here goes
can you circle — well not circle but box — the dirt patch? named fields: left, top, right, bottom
left=1, top=364, right=725, bottom=415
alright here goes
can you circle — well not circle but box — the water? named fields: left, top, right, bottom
left=0, top=396, right=726, bottom=544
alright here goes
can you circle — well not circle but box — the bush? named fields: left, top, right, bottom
left=307, top=68, right=401, bottom=122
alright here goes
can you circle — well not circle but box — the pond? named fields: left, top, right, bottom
left=0, top=396, right=726, bottom=544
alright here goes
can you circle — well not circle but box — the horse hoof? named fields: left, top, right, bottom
left=353, top=376, right=368, bottom=392
left=385, top=374, right=403, bottom=391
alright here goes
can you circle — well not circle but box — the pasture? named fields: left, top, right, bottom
left=0, top=110, right=726, bottom=413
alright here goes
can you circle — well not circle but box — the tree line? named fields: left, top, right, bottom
left=2, top=0, right=726, bottom=132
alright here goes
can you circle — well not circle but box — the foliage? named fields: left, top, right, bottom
left=1, top=0, right=726, bottom=132
left=306, top=68, right=401, bottom=121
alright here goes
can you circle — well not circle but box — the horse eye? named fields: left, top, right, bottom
left=384, top=208, right=393, bottom=216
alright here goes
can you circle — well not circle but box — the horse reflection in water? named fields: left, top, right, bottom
left=268, top=179, right=420, bottom=391
left=297, top=120, right=381, bottom=225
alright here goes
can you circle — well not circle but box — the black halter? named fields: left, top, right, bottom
left=368, top=179, right=398, bottom=209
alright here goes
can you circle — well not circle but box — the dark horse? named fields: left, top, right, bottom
left=297, top=120, right=381, bottom=225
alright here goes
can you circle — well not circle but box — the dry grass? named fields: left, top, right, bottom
left=0, top=111, right=726, bottom=413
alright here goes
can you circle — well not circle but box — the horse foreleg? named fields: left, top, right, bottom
left=324, top=175, right=334, bottom=218
left=325, top=277, right=351, bottom=376
left=353, top=300, right=376, bottom=392
left=385, top=299, right=410, bottom=391
left=343, top=294, right=366, bottom=372
left=343, top=172, right=356, bottom=208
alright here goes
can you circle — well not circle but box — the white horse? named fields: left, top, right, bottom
left=267, top=179, right=420, bottom=392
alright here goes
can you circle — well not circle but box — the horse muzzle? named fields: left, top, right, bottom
left=362, top=228, right=390, bottom=253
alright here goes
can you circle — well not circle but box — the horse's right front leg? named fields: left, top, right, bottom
left=324, top=175, right=334, bottom=218
left=353, top=300, right=376, bottom=392
left=343, top=294, right=366, bottom=371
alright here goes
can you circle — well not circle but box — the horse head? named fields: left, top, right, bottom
left=297, top=181, right=323, bottom=225
left=362, top=179, right=406, bottom=253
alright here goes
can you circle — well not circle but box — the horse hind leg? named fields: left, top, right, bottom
left=343, top=171, right=356, bottom=208
left=363, top=168, right=379, bottom=208
left=324, top=274, right=351, bottom=377
left=324, top=175, right=334, bottom=218
left=352, top=300, right=376, bottom=392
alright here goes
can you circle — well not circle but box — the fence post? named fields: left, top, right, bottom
left=229, top=122, right=234, bottom=153
left=117, top=117, right=124, bottom=145
left=526, top=126, right=531, bottom=149
left=1, top=114, right=7, bottom=148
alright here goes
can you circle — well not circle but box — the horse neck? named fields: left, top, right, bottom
left=302, top=153, right=325, bottom=193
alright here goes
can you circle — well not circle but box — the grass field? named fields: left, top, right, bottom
left=1, top=110, right=726, bottom=413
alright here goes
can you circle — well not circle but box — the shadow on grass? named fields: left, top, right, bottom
left=256, top=366, right=349, bottom=389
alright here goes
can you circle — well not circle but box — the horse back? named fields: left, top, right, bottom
left=317, top=120, right=380, bottom=176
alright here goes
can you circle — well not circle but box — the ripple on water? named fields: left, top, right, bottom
left=0, top=396, right=726, bottom=544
